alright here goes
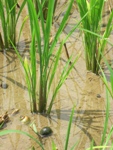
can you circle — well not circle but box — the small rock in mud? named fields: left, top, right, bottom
left=96, top=94, right=101, bottom=98
left=1, top=82, right=8, bottom=89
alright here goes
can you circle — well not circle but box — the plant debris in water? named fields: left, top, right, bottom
left=0, top=112, right=9, bottom=128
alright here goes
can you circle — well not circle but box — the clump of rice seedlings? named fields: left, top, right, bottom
left=0, top=0, right=26, bottom=49
left=14, top=0, right=95, bottom=114
left=12, top=0, right=93, bottom=114
left=76, top=0, right=113, bottom=74
left=12, top=0, right=84, bottom=113
left=26, top=0, right=82, bottom=113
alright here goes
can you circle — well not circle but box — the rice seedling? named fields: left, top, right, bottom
left=11, top=0, right=85, bottom=113
left=64, top=106, right=78, bottom=150
left=76, top=0, right=113, bottom=74
left=10, top=30, right=37, bottom=113
left=0, top=0, right=26, bottom=49
left=27, top=0, right=85, bottom=114
left=12, top=0, right=94, bottom=114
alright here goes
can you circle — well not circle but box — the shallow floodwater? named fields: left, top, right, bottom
left=0, top=0, right=113, bottom=150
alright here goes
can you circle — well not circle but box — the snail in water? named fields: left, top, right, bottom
left=39, top=126, right=53, bottom=137
left=20, top=116, right=31, bottom=125
left=1, top=82, right=8, bottom=89
left=20, top=116, right=53, bottom=137
left=30, top=123, right=53, bottom=138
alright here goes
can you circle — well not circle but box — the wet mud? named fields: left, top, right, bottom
left=0, top=0, right=113, bottom=150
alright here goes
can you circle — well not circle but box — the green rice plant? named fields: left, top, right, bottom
left=25, top=0, right=82, bottom=113
left=0, top=0, right=26, bottom=48
left=11, top=0, right=88, bottom=114
left=64, top=106, right=78, bottom=150
left=76, top=0, right=113, bottom=74
left=10, top=0, right=79, bottom=113
left=10, top=29, right=37, bottom=113
left=11, top=0, right=90, bottom=114
left=33, top=0, right=57, bottom=20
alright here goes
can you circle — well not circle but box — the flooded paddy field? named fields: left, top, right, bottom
left=0, top=0, right=113, bottom=150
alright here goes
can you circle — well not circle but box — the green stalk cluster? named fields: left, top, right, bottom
left=33, top=0, right=57, bottom=20
left=26, top=0, right=80, bottom=113
left=0, top=0, right=26, bottom=49
left=76, top=0, right=113, bottom=74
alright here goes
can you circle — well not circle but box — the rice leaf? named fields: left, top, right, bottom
left=64, top=106, right=75, bottom=150
left=0, top=129, right=45, bottom=150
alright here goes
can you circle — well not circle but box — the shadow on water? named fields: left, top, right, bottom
left=51, top=108, right=113, bottom=146
left=0, top=75, right=28, bottom=91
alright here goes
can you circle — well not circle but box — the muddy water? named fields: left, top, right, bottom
left=0, top=0, right=113, bottom=150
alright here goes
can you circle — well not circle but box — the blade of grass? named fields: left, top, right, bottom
left=103, top=126, right=113, bottom=150
left=76, top=0, right=113, bottom=74
left=17, top=15, right=29, bottom=43
left=64, top=106, right=75, bottom=150
left=0, top=129, right=45, bottom=150
left=101, top=89, right=110, bottom=145
left=47, top=51, right=81, bottom=114
left=0, top=0, right=8, bottom=47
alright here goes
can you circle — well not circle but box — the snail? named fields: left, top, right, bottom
left=1, top=82, right=8, bottom=89
left=29, top=123, right=52, bottom=137
left=39, top=126, right=53, bottom=137
left=20, top=116, right=31, bottom=125
left=20, top=117, right=53, bottom=137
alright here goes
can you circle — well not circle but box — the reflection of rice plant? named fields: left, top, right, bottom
left=76, top=0, right=113, bottom=74
left=0, top=0, right=26, bottom=48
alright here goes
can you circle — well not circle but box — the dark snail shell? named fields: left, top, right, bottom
left=40, top=127, right=52, bottom=137
left=1, top=83, right=8, bottom=89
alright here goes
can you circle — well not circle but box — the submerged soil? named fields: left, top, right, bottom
left=0, top=0, right=113, bottom=150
